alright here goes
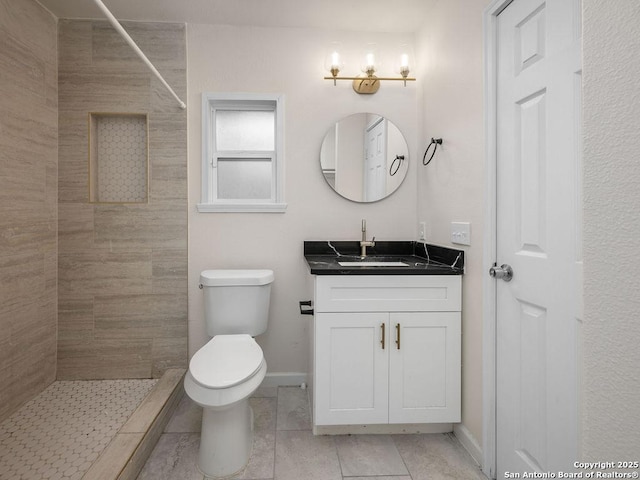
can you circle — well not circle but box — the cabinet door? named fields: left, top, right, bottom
left=388, top=312, right=461, bottom=423
left=315, top=312, right=389, bottom=425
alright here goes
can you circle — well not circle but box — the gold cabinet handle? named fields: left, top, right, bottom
left=381, top=323, right=385, bottom=349
left=395, top=323, right=401, bottom=350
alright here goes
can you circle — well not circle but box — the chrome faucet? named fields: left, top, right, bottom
left=360, top=219, right=375, bottom=257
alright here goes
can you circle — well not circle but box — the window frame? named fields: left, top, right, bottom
left=198, top=92, right=286, bottom=213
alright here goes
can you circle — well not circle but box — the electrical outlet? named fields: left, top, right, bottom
left=419, top=221, right=427, bottom=241
left=451, top=222, right=471, bottom=246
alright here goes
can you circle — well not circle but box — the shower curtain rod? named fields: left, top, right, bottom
left=92, top=0, right=187, bottom=110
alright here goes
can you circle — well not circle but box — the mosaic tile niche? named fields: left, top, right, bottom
left=89, top=113, right=148, bottom=203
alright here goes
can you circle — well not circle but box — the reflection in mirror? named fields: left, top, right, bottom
left=320, top=113, right=408, bottom=203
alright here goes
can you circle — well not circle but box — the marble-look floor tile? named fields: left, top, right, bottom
left=235, top=430, right=275, bottom=479
left=137, top=433, right=203, bottom=480
left=335, top=434, right=409, bottom=477
left=347, top=477, right=412, bottom=480
left=274, top=430, right=341, bottom=480
left=275, top=387, right=310, bottom=431
left=164, top=394, right=202, bottom=433
left=251, top=397, right=276, bottom=432
left=252, top=385, right=278, bottom=398
left=393, top=433, right=487, bottom=480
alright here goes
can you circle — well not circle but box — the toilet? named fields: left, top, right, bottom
left=184, top=269, right=274, bottom=478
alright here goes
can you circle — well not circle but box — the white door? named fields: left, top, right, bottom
left=314, top=312, right=389, bottom=425
left=388, top=312, right=461, bottom=424
left=364, top=117, right=386, bottom=201
left=494, top=0, right=582, bottom=475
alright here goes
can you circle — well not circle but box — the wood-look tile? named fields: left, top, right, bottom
left=150, top=70, right=187, bottom=113
left=58, top=297, right=94, bottom=341
left=93, top=204, right=186, bottom=249
left=149, top=174, right=187, bottom=204
left=152, top=248, right=187, bottom=294
left=0, top=252, right=44, bottom=311
left=148, top=114, right=188, bottom=153
left=92, top=22, right=186, bottom=70
left=0, top=0, right=57, bottom=424
left=151, top=337, right=188, bottom=377
left=0, top=102, right=58, bottom=156
left=58, top=251, right=153, bottom=297
left=57, top=150, right=89, bottom=203
left=0, top=212, right=54, bottom=257
left=58, top=110, right=89, bottom=147
left=93, top=293, right=186, bottom=340
left=54, top=18, right=187, bottom=383
left=0, top=0, right=56, bottom=56
left=57, top=338, right=153, bottom=380
left=58, top=203, right=95, bottom=252
left=0, top=148, right=47, bottom=210
left=0, top=30, right=46, bottom=98
left=58, top=71, right=151, bottom=113
left=57, top=20, right=92, bottom=72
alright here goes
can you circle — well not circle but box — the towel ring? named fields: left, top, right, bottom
left=422, top=138, right=443, bottom=166
left=389, top=155, right=405, bottom=176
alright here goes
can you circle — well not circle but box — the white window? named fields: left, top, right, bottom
left=198, top=93, right=286, bottom=213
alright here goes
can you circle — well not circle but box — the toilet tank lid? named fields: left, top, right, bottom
left=200, top=269, right=274, bottom=286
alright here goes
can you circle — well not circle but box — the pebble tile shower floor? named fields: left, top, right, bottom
left=0, top=379, right=157, bottom=480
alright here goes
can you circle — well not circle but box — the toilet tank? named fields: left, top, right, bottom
left=199, top=269, right=274, bottom=337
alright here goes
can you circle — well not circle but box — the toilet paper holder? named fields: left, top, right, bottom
left=299, top=300, right=314, bottom=315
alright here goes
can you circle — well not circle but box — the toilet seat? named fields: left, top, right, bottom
left=189, top=334, right=264, bottom=389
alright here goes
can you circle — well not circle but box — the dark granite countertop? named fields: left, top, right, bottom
left=304, top=241, right=464, bottom=275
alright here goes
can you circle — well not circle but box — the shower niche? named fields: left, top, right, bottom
left=89, top=113, right=149, bottom=203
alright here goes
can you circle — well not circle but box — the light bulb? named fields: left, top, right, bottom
left=394, top=44, right=413, bottom=79
left=324, top=42, right=344, bottom=79
left=360, top=43, right=378, bottom=76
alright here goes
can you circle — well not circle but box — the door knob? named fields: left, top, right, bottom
left=489, top=264, right=513, bottom=282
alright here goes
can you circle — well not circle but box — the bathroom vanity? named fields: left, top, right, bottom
left=304, top=241, right=464, bottom=434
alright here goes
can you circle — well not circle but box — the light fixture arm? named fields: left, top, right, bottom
left=324, top=74, right=416, bottom=94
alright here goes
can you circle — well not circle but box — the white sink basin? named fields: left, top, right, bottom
left=337, top=261, right=410, bottom=267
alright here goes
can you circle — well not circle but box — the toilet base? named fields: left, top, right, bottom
left=199, top=398, right=254, bottom=478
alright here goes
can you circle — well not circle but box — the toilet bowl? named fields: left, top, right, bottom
left=184, top=334, right=267, bottom=478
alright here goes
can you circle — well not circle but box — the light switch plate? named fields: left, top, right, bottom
left=451, top=222, right=471, bottom=246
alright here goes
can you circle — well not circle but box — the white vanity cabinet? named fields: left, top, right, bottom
left=312, top=275, right=461, bottom=427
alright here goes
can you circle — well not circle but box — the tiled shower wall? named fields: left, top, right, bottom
left=57, top=20, right=188, bottom=379
left=0, top=0, right=58, bottom=422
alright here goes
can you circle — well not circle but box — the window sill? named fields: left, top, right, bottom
left=196, top=203, right=288, bottom=213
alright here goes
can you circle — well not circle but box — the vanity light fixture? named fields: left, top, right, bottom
left=324, top=42, right=416, bottom=94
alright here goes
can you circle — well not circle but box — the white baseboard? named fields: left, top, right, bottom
left=453, top=423, right=483, bottom=467
left=260, top=372, right=308, bottom=388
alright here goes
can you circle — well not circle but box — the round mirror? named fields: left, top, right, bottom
left=320, top=113, right=408, bottom=203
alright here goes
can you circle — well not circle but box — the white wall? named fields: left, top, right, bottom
left=582, top=0, right=640, bottom=459
left=415, top=0, right=488, bottom=452
left=187, top=24, right=419, bottom=376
